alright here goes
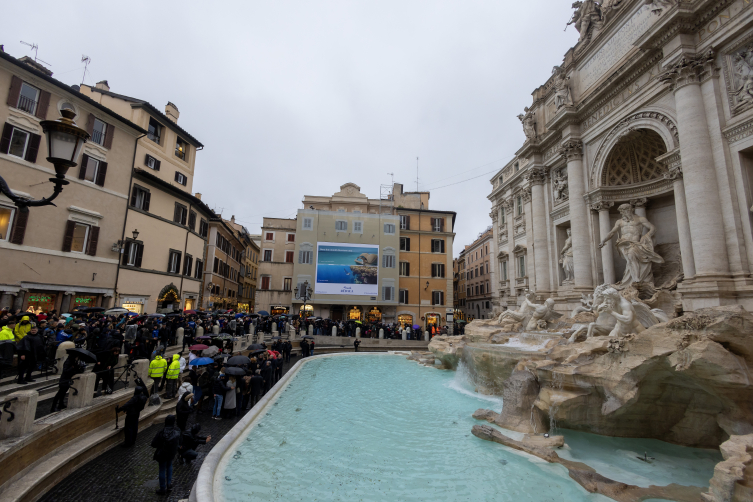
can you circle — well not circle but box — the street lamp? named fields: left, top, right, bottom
left=132, top=229, right=139, bottom=240
left=0, top=109, right=89, bottom=212
left=294, top=280, right=314, bottom=318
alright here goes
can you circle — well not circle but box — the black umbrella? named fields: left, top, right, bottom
left=66, top=347, right=98, bottom=364
left=224, top=366, right=246, bottom=376
left=257, top=310, right=270, bottom=316
left=166, top=313, right=182, bottom=317
left=248, top=344, right=265, bottom=351
left=301, top=335, right=315, bottom=340
left=227, top=355, right=251, bottom=366
left=249, top=349, right=266, bottom=357
left=78, top=307, right=105, bottom=313
left=270, top=336, right=282, bottom=340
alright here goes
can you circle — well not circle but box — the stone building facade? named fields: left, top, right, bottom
left=201, top=218, right=243, bottom=311
left=255, top=218, right=298, bottom=315
left=462, top=227, right=495, bottom=320
left=489, top=0, right=753, bottom=313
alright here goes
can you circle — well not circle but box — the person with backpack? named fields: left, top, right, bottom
left=151, top=415, right=182, bottom=495
left=212, top=370, right=229, bottom=420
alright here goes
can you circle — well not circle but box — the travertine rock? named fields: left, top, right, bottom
left=702, top=434, right=753, bottom=502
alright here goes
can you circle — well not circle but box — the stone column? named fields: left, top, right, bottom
left=0, top=292, right=13, bottom=310
left=560, top=141, right=594, bottom=291
left=526, top=170, right=551, bottom=295
left=665, top=164, right=697, bottom=279
left=13, top=289, right=27, bottom=312
left=664, top=57, right=730, bottom=278
left=60, top=291, right=74, bottom=313
left=592, top=202, right=615, bottom=285
left=0, top=390, right=37, bottom=439
left=506, top=200, right=516, bottom=298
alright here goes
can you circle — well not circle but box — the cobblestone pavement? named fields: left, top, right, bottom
left=39, top=355, right=302, bottom=502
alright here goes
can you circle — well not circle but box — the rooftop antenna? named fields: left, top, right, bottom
left=81, top=55, right=91, bottom=85
left=20, top=41, right=51, bottom=67
left=387, top=172, right=394, bottom=186
left=416, top=157, right=419, bottom=191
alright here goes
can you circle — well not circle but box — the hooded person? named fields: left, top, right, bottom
left=50, top=353, right=85, bottom=412
left=175, top=391, right=193, bottom=431
left=165, top=353, right=181, bottom=399
left=151, top=415, right=182, bottom=495
left=14, top=316, right=32, bottom=342
left=148, top=354, right=168, bottom=395
left=246, top=369, right=264, bottom=409
left=179, top=423, right=211, bottom=465
left=17, top=325, right=44, bottom=384
left=117, top=385, right=148, bottom=447
left=260, top=360, right=274, bottom=394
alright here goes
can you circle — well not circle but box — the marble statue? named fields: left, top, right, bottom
left=560, top=228, right=575, bottom=285
left=518, top=107, right=536, bottom=139
left=566, top=1, right=601, bottom=43
left=732, top=47, right=753, bottom=110
left=644, top=0, right=677, bottom=15
left=526, top=298, right=562, bottom=331
left=553, top=170, right=568, bottom=201
left=599, top=203, right=664, bottom=288
left=596, top=287, right=646, bottom=337
left=497, top=290, right=537, bottom=324
left=553, top=68, right=573, bottom=109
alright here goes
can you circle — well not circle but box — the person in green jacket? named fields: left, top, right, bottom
left=165, top=353, right=181, bottom=399
left=149, top=355, right=168, bottom=395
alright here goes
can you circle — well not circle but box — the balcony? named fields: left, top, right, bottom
left=17, top=95, right=37, bottom=115
left=91, top=129, right=105, bottom=146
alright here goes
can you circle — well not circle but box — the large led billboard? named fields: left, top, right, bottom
left=315, top=242, right=379, bottom=295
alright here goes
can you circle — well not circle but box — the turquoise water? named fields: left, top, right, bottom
left=218, top=355, right=716, bottom=501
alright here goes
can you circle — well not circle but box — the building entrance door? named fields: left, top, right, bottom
left=330, top=305, right=343, bottom=321
left=348, top=306, right=362, bottom=321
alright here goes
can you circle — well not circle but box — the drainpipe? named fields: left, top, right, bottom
left=113, top=133, right=146, bottom=308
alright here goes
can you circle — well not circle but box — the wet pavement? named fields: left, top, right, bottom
left=38, top=355, right=301, bottom=502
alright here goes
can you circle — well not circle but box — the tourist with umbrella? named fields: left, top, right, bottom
left=51, top=348, right=94, bottom=412
left=211, top=369, right=229, bottom=420
left=116, top=385, right=148, bottom=447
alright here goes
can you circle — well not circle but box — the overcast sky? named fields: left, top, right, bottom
left=5, top=1, right=578, bottom=255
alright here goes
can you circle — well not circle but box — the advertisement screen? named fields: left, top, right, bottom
left=315, top=242, right=379, bottom=295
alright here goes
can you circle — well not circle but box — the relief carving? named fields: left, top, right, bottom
left=552, top=168, right=569, bottom=202
left=552, top=66, right=573, bottom=110
left=518, top=107, right=537, bottom=139
left=729, top=43, right=753, bottom=113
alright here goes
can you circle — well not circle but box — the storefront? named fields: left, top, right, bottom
left=425, top=313, right=442, bottom=330
left=120, top=296, right=147, bottom=314
left=72, top=295, right=98, bottom=310
left=299, top=304, right=313, bottom=317
left=348, top=306, right=362, bottom=321
left=271, top=305, right=290, bottom=316
left=397, top=314, right=413, bottom=328
left=365, top=307, right=382, bottom=323
left=25, top=292, right=57, bottom=315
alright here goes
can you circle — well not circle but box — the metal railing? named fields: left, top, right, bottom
left=17, top=95, right=37, bottom=114
left=91, top=128, right=105, bottom=145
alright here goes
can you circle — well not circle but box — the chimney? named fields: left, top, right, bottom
left=165, top=102, right=180, bottom=123
left=231, top=215, right=235, bottom=223
left=194, top=192, right=202, bottom=200
left=95, top=80, right=110, bottom=92
left=18, top=56, right=53, bottom=77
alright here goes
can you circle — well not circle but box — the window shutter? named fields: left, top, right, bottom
left=174, top=203, right=180, bottom=223
left=155, top=159, right=161, bottom=171
left=103, top=124, right=114, bottom=149
left=406, top=262, right=410, bottom=276
left=95, top=161, right=107, bottom=187
left=35, top=90, right=51, bottom=119
left=441, top=240, right=445, bottom=253
left=180, top=207, right=187, bottom=225
left=440, top=218, right=445, bottom=232
left=79, top=155, right=89, bottom=180
left=130, top=187, right=138, bottom=207
left=122, top=241, right=131, bottom=266
left=6, top=76, right=22, bottom=107
left=85, top=113, right=95, bottom=135
left=62, top=220, right=76, bottom=252
left=86, top=226, right=99, bottom=256
left=24, top=133, right=40, bottom=163
left=405, top=215, right=410, bottom=230
left=0, top=123, right=13, bottom=154
left=142, top=191, right=151, bottom=212
left=174, top=171, right=179, bottom=182
left=135, top=243, right=144, bottom=267
left=9, top=209, right=29, bottom=245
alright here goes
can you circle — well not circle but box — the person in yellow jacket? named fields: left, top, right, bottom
left=165, top=353, right=181, bottom=399
left=14, top=316, right=32, bottom=343
left=0, top=318, right=16, bottom=379
left=148, top=355, right=168, bottom=396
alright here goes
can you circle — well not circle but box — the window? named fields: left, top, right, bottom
left=335, top=220, right=347, bottom=231
left=285, top=250, right=294, bottom=263
left=265, top=232, right=274, bottom=241
left=188, top=211, right=196, bottom=231
left=261, top=277, right=270, bottom=290
left=287, top=233, right=295, bottom=243
left=122, top=240, right=143, bottom=267
left=263, top=249, right=272, bottom=262
left=303, top=217, right=313, bottom=230
left=175, top=171, right=187, bottom=186
left=145, top=154, right=161, bottom=170
left=8, top=127, right=30, bottom=159
left=283, top=278, right=292, bottom=291
left=175, top=137, right=187, bottom=160
left=431, top=263, right=445, bottom=278
left=431, top=239, right=445, bottom=253
left=383, top=286, right=395, bottom=301
left=383, top=254, right=395, bottom=268
left=514, top=162, right=520, bottom=172
left=400, top=237, right=410, bottom=251
left=516, top=196, right=523, bottom=216
left=299, top=249, right=313, bottom=264
left=0, top=206, right=15, bottom=241
left=353, top=221, right=363, bottom=233
left=431, top=218, right=444, bottom=232
left=130, top=185, right=151, bottom=211
left=399, top=215, right=409, bottom=230
left=70, top=222, right=89, bottom=253
left=174, top=203, right=188, bottom=225
left=384, top=223, right=395, bottom=235
left=518, top=255, right=526, bottom=277
left=17, top=82, right=39, bottom=115
left=500, top=209, right=506, bottom=226
left=77, top=155, right=107, bottom=187
left=92, top=118, right=107, bottom=146
left=399, top=289, right=409, bottom=304
left=168, top=250, right=181, bottom=274
left=183, top=254, right=193, bottom=276
left=147, top=117, right=162, bottom=144
left=475, top=267, right=479, bottom=278
left=195, top=259, right=203, bottom=279
left=399, top=262, right=410, bottom=276
left=432, top=291, right=445, bottom=306
left=475, top=286, right=479, bottom=295
left=486, top=263, right=489, bottom=274
left=199, top=219, right=208, bottom=238
left=467, top=287, right=471, bottom=297
left=502, top=261, right=508, bottom=281
left=480, top=284, right=485, bottom=294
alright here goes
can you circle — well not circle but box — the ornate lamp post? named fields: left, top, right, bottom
left=294, top=280, right=314, bottom=318
left=0, top=109, right=89, bottom=211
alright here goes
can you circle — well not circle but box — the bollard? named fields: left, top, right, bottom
left=356, top=327, right=361, bottom=339
left=129, top=359, right=151, bottom=388
left=197, top=326, right=205, bottom=337
left=379, top=328, right=384, bottom=340
left=272, top=323, right=278, bottom=333
left=0, top=390, right=37, bottom=439
left=424, top=331, right=429, bottom=342
left=233, top=338, right=242, bottom=353
left=332, top=326, right=337, bottom=337
left=176, top=327, right=184, bottom=349
left=117, top=353, right=129, bottom=369
left=212, top=325, right=220, bottom=335
left=68, top=371, right=97, bottom=409
left=402, top=329, right=407, bottom=341
left=308, top=325, right=314, bottom=336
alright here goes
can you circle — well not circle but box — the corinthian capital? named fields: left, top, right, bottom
left=521, top=187, right=532, bottom=203
left=590, top=200, right=613, bottom=212
left=659, top=51, right=718, bottom=91
left=560, top=140, right=583, bottom=161
left=664, top=166, right=682, bottom=181
left=524, top=168, right=547, bottom=186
